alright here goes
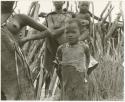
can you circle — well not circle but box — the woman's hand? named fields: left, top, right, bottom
left=44, top=29, right=56, bottom=37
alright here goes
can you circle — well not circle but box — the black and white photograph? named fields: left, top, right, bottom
left=1, top=0, right=124, bottom=100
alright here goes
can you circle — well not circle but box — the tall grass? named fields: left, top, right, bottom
left=88, top=17, right=124, bottom=100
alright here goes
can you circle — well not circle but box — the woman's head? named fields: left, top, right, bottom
left=65, top=18, right=82, bottom=45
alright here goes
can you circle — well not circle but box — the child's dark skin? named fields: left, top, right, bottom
left=76, top=1, right=91, bottom=41
left=65, top=22, right=80, bottom=45
left=65, top=21, right=89, bottom=82
left=78, top=1, right=90, bottom=14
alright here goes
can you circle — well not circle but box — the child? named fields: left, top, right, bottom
left=56, top=18, right=90, bottom=100
left=76, top=1, right=91, bottom=41
left=76, top=1, right=98, bottom=75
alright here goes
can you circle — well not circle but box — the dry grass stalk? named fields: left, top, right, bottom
left=105, top=13, right=121, bottom=40
left=100, top=1, right=111, bottom=19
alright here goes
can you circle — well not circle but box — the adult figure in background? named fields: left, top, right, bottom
left=43, top=1, right=73, bottom=97
left=19, top=1, right=73, bottom=98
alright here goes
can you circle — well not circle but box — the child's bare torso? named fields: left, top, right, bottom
left=75, top=13, right=90, bottom=32
left=61, top=42, right=87, bottom=72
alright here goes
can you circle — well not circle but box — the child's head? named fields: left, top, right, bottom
left=65, top=18, right=82, bottom=45
left=78, top=1, right=90, bottom=13
left=53, top=1, right=65, bottom=10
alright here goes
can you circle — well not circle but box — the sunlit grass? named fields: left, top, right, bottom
left=88, top=24, right=124, bottom=100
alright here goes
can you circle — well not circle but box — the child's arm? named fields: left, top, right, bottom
left=56, top=45, right=63, bottom=63
left=84, top=44, right=90, bottom=69
left=82, top=44, right=90, bottom=83
left=56, top=45, right=63, bottom=83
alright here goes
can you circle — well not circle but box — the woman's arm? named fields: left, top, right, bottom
left=51, top=26, right=65, bottom=38
left=20, top=25, right=66, bottom=44
left=21, top=30, right=50, bottom=43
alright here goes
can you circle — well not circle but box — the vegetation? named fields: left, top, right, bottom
left=88, top=2, right=124, bottom=100
left=20, top=1, right=124, bottom=100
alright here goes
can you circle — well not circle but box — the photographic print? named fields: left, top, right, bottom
left=1, top=0, right=124, bottom=100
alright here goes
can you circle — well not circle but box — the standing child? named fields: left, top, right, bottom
left=56, top=18, right=90, bottom=100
